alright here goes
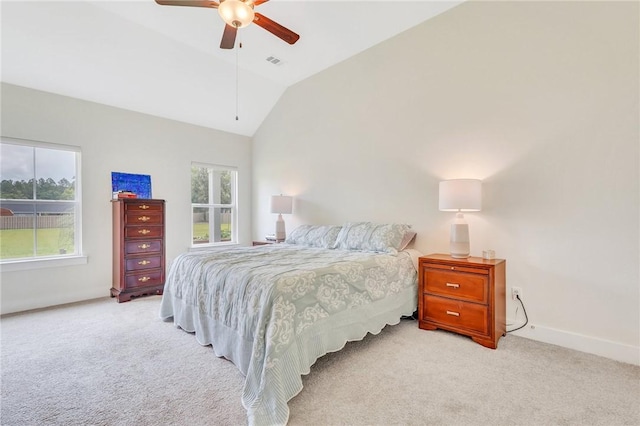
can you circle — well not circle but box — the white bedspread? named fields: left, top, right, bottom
left=160, top=244, right=418, bottom=425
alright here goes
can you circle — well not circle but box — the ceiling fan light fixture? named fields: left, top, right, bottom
left=218, top=0, right=255, bottom=28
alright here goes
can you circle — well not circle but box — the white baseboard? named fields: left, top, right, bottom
left=1, top=288, right=108, bottom=316
left=507, top=318, right=640, bottom=366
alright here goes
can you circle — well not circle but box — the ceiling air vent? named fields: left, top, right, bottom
left=266, top=55, right=284, bottom=66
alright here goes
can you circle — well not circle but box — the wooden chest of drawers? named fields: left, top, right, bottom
left=418, top=254, right=506, bottom=349
left=111, top=199, right=165, bottom=302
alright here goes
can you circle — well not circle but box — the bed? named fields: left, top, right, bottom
left=160, top=222, right=420, bottom=425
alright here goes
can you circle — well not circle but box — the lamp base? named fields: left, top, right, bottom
left=449, top=217, right=470, bottom=258
left=449, top=249, right=470, bottom=259
left=275, top=214, right=286, bottom=242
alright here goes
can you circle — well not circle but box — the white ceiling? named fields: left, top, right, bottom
left=1, top=0, right=463, bottom=136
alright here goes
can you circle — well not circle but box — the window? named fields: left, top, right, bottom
left=0, top=138, right=82, bottom=262
left=191, top=163, right=237, bottom=246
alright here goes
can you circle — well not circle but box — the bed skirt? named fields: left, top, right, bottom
left=161, top=285, right=417, bottom=425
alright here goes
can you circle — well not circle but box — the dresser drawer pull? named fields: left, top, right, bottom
left=138, top=204, right=150, bottom=210
left=446, top=310, right=460, bottom=317
left=446, top=283, right=460, bottom=288
left=138, top=229, right=151, bottom=235
left=138, top=276, right=151, bottom=283
left=138, top=243, right=151, bottom=249
left=138, top=216, right=151, bottom=222
left=138, top=260, right=151, bottom=265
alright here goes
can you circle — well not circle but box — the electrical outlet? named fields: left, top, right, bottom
left=511, top=287, right=522, bottom=301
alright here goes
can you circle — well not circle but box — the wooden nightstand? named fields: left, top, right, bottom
left=418, top=254, right=506, bottom=349
left=252, top=241, right=275, bottom=246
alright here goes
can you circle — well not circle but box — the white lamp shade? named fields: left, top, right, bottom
left=439, top=179, right=482, bottom=211
left=270, top=195, right=293, bottom=214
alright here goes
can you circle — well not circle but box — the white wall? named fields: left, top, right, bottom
left=1, top=83, right=252, bottom=314
left=252, top=2, right=639, bottom=364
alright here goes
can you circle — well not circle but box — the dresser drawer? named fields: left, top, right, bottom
left=125, top=270, right=164, bottom=289
left=124, top=240, right=162, bottom=255
left=124, top=211, right=163, bottom=225
left=423, top=295, right=488, bottom=335
left=124, top=226, right=163, bottom=239
left=125, top=255, right=162, bottom=272
left=424, top=269, right=487, bottom=303
left=124, top=201, right=163, bottom=212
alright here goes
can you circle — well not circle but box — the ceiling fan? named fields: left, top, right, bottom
left=155, top=0, right=300, bottom=49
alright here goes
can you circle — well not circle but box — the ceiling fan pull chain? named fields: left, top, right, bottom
left=235, top=42, right=242, bottom=121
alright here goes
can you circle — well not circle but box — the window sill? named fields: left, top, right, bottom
left=1, top=255, right=88, bottom=272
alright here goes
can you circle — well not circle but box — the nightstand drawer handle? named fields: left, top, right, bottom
left=138, top=276, right=151, bottom=283
left=138, top=216, right=151, bottom=222
left=446, top=283, right=460, bottom=288
left=138, top=204, right=150, bottom=210
left=138, top=260, right=151, bottom=265
left=138, top=243, right=150, bottom=249
left=446, top=310, right=460, bottom=317
left=138, top=229, right=151, bottom=235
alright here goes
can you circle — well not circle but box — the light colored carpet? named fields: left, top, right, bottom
left=1, top=296, right=638, bottom=426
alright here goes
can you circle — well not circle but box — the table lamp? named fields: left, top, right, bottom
left=439, top=179, right=482, bottom=258
left=270, top=195, right=293, bottom=242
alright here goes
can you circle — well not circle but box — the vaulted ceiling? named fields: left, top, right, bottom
left=2, top=0, right=463, bottom=136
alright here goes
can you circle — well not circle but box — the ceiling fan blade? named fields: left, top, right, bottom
left=253, top=12, right=300, bottom=45
left=155, top=0, right=219, bottom=8
left=252, top=0, right=269, bottom=6
left=220, top=24, right=237, bottom=49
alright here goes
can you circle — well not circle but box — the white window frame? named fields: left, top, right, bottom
left=0, top=137, right=85, bottom=270
left=190, top=162, right=238, bottom=247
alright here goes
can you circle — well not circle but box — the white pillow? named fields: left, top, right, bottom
left=333, top=222, right=411, bottom=254
left=285, top=225, right=342, bottom=248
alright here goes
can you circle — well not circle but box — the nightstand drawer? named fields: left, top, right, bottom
left=252, top=241, right=274, bottom=246
left=424, top=269, right=487, bottom=303
left=423, top=295, right=488, bottom=335
left=425, top=263, right=489, bottom=276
